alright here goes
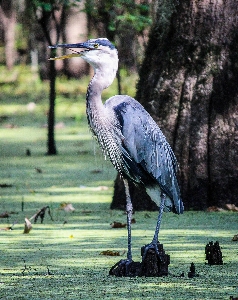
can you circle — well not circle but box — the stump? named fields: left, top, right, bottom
left=205, top=241, right=223, bottom=265
left=188, top=262, right=199, bottom=278
left=141, top=243, right=170, bottom=277
left=109, top=243, right=170, bottom=277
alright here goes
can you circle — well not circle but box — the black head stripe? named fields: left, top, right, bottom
left=94, top=38, right=116, bottom=50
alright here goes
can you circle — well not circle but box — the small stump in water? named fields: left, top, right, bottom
left=188, top=262, right=199, bottom=278
left=205, top=241, right=223, bottom=265
left=141, top=243, right=170, bottom=277
left=109, top=243, right=170, bottom=277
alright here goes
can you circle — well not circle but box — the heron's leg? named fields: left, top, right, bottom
left=108, top=179, right=134, bottom=276
left=152, top=192, right=165, bottom=245
left=123, top=178, right=133, bottom=261
left=142, top=192, right=165, bottom=259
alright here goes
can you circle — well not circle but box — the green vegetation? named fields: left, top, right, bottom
left=0, top=67, right=237, bottom=299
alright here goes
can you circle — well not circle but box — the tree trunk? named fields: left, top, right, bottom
left=0, top=0, right=16, bottom=69
left=112, top=0, right=238, bottom=210
left=111, top=174, right=157, bottom=211
left=33, top=3, right=65, bottom=155
left=47, top=51, right=57, bottom=155
left=62, top=3, right=88, bottom=78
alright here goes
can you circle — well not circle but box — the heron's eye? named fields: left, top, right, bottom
left=94, top=43, right=99, bottom=49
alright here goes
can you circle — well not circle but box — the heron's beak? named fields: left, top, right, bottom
left=48, top=42, right=90, bottom=60
left=48, top=53, right=82, bottom=60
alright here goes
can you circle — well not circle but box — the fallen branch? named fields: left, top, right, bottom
left=29, top=206, right=53, bottom=224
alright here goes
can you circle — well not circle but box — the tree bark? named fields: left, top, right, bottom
left=62, top=2, right=88, bottom=78
left=33, top=3, right=65, bottom=155
left=0, top=0, right=16, bottom=69
left=47, top=51, right=57, bottom=155
left=112, top=0, right=238, bottom=210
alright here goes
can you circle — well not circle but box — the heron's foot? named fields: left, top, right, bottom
left=109, top=259, right=141, bottom=277
left=141, top=241, right=161, bottom=260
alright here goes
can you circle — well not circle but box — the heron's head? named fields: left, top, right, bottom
left=49, top=38, right=118, bottom=72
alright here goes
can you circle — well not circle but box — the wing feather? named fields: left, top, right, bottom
left=106, top=95, right=183, bottom=213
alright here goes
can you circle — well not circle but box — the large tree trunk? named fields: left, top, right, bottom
left=0, top=0, right=16, bottom=69
left=112, top=0, right=238, bottom=210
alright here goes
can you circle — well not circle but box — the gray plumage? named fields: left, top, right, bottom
left=49, top=38, right=184, bottom=262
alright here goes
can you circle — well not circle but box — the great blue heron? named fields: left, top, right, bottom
left=49, top=38, right=184, bottom=267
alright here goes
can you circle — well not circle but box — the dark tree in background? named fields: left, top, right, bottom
left=112, top=0, right=238, bottom=210
left=30, top=1, right=65, bottom=155
left=29, top=0, right=80, bottom=155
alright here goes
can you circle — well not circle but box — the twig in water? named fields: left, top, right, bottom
left=29, top=206, right=53, bottom=224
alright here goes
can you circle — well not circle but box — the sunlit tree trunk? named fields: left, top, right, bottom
left=0, top=0, right=16, bottom=69
left=112, top=0, right=238, bottom=210
left=62, top=3, right=88, bottom=78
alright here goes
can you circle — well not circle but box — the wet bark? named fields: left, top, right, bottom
left=112, top=0, right=238, bottom=210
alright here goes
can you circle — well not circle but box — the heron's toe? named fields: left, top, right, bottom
left=109, top=258, right=141, bottom=277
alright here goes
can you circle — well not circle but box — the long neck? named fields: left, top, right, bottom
left=86, top=67, right=116, bottom=133
left=86, top=73, right=104, bottom=115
